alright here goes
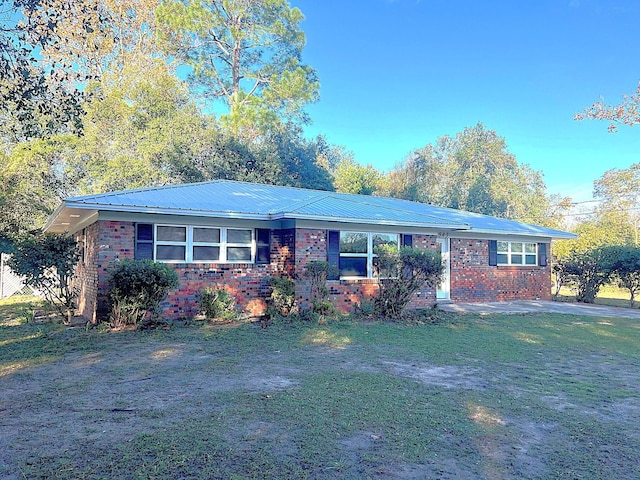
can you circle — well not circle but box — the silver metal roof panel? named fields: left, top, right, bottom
left=47, top=180, right=577, bottom=239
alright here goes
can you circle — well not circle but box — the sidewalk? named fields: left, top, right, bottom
left=438, top=300, right=640, bottom=319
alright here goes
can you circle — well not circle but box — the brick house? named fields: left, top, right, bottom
left=44, top=180, right=575, bottom=322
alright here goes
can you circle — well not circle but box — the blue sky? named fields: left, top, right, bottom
left=290, top=0, right=640, bottom=203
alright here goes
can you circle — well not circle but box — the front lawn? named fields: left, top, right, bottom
left=1, top=298, right=639, bottom=479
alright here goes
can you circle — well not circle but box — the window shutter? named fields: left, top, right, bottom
left=327, top=230, right=340, bottom=280
left=135, top=223, right=154, bottom=260
left=256, top=228, right=270, bottom=264
left=488, top=240, right=498, bottom=266
left=538, top=243, right=548, bottom=267
left=402, top=234, right=413, bottom=247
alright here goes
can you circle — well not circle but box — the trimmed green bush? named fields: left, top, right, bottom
left=106, top=259, right=179, bottom=328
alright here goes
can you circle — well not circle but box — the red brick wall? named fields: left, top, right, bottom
left=295, top=231, right=439, bottom=313
left=75, top=220, right=553, bottom=321
left=73, top=223, right=100, bottom=322
left=78, top=220, right=297, bottom=321
left=449, top=238, right=551, bottom=302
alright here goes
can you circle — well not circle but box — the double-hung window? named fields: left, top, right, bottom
left=339, top=231, right=399, bottom=278
left=497, top=241, right=537, bottom=266
left=139, top=224, right=254, bottom=263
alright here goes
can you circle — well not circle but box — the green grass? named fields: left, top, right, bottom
left=556, top=284, right=639, bottom=308
left=2, top=297, right=640, bottom=479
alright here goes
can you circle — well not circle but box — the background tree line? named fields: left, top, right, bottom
left=3, top=0, right=634, bottom=273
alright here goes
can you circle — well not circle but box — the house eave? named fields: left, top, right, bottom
left=469, top=228, right=578, bottom=240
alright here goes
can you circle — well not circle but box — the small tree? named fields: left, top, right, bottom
left=106, top=259, right=179, bottom=327
left=8, top=233, right=79, bottom=324
left=562, top=247, right=616, bottom=303
left=607, top=246, right=640, bottom=307
left=373, top=245, right=443, bottom=317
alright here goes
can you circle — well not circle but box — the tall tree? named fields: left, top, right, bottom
left=68, top=60, right=213, bottom=193
left=575, top=82, right=640, bottom=132
left=0, top=0, right=86, bottom=143
left=156, top=0, right=319, bottom=136
left=34, top=0, right=164, bottom=82
left=382, top=123, right=562, bottom=225
left=333, top=158, right=381, bottom=195
left=0, top=135, right=78, bottom=238
left=593, top=163, right=640, bottom=245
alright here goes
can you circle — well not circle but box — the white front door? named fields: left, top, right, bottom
left=437, top=238, right=451, bottom=300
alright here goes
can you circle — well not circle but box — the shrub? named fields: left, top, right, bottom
left=106, top=259, right=179, bottom=328
left=373, top=245, right=443, bottom=317
left=8, top=233, right=79, bottom=324
left=303, top=260, right=337, bottom=315
left=561, top=248, right=616, bottom=303
left=605, top=245, right=640, bottom=307
left=196, top=287, right=236, bottom=321
left=266, top=276, right=296, bottom=319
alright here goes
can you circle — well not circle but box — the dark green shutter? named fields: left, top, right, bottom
left=489, top=240, right=498, bottom=266
left=327, top=230, right=340, bottom=280
left=538, top=243, right=548, bottom=267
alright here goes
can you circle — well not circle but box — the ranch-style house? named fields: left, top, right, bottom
left=44, top=180, right=576, bottom=322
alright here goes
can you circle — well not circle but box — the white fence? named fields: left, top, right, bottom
left=0, top=253, right=35, bottom=299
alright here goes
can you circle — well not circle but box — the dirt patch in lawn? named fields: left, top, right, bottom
left=2, top=319, right=640, bottom=479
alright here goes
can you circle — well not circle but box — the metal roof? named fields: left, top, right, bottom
left=45, top=180, right=576, bottom=239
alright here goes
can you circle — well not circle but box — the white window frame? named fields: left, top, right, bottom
left=497, top=241, right=538, bottom=266
left=339, top=231, right=399, bottom=279
left=154, top=225, right=254, bottom=264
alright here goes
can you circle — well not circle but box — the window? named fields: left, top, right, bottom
left=135, top=223, right=256, bottom=263
left=497, top=241, right=537, bottom=266
left=339, top=231, right=399, bottom=278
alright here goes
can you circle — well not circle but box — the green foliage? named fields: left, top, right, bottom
left=156, top=0, right=319, bottom=135
left=333, top=157, right=381, bottom=195
left=0, top=136, right=77, bottom=237
left=559, top=248, right=617, bottom=303
left=106, top=259, right=179, bottom=328
left=373, top=245, right=443, bottom=317
left=266, top=276, right=297, bottom=319
left=382, top=123, right=563, bottom=226
left=196, top=287, right=237, bottom=321
left=0, top=0, right=85, bottom=144
left=7, top=232, right=79, bottom=324
left=605, top=246, right=640, bottom=307
left=303, top=260, right=337, bottom=315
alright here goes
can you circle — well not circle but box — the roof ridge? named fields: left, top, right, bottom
left=276, top=192, right=332, bottom=214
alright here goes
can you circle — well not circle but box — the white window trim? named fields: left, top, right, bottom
left=497, top=241, right=538, bottom=266
left=339, top=231, right=399, bottom=279
left=154, top=225, right=254, bottom=264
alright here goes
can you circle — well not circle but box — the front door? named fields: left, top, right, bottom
left=437, top=238, right=451, bottom=300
